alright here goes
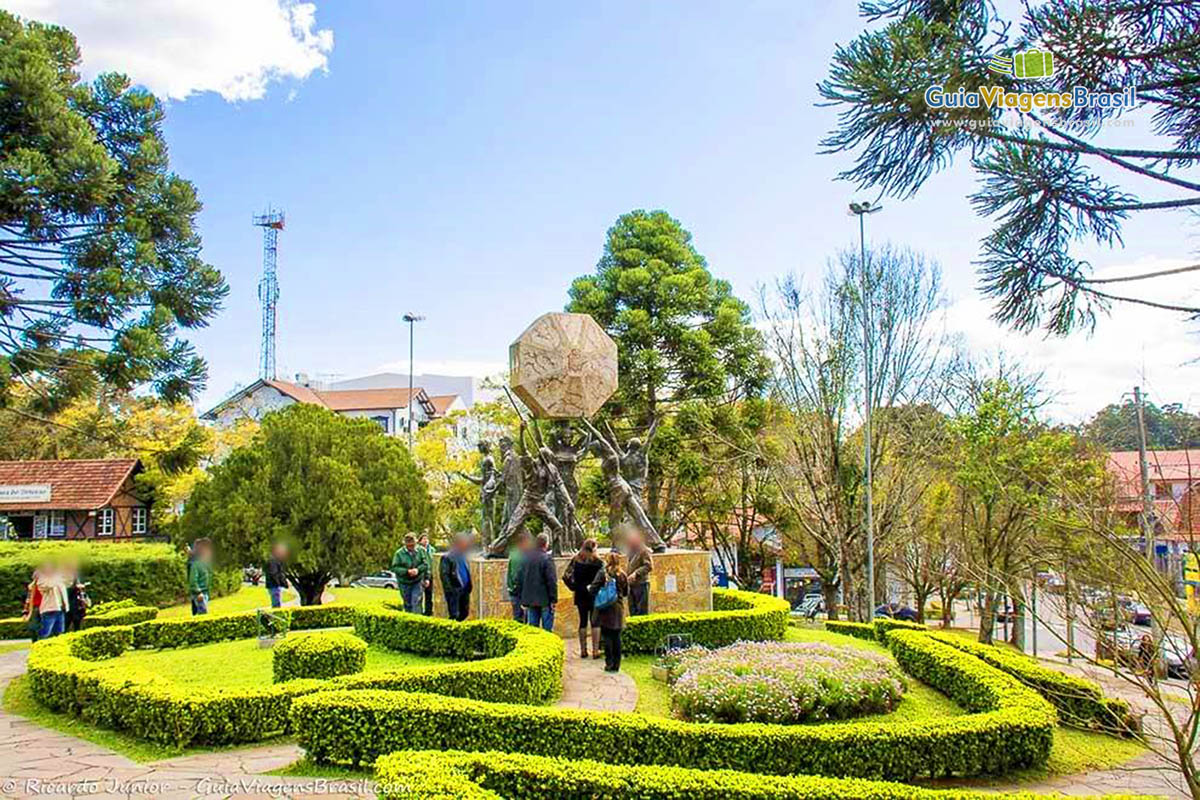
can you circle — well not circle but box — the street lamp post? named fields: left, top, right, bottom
left=402, top=313, right=425, bottom=449
left=849, top=200, right=882, bottom=613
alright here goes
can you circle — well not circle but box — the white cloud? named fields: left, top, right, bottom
left=946, top=256, right=1200, bottom=423
left=6, top=0, right=333, bottom=101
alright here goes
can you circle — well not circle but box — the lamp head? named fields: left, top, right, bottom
left=402, top=313, right=425, bottom=323
left=848, top=201, right=883, bottom=216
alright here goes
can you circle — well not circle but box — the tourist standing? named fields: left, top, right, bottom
left=505, top=532, right=531, bottom=621
left=588, top=551, right=629, bottom=672
left=22, top=568, right=41, bottom=642
left=35, top=562, right=68, bottom=638
left=564, top=538, right=603, bottom=658
left=63, top=559, right=88, bottom=633
left=265, top=541, right=289, bottom=608
left=516, top=533, right=557, bottom=631
left=440, top=533, right=473, bottom=621
left=419, top=533, right=434, bottom=616
left=392, top=533, right=429, bottom=614
left=626, top=531, right=653, bottom=616
left=188, top=538, right=213, bottom=615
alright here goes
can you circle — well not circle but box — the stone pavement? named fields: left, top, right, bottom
left=556, top=641, right=638, bottom=712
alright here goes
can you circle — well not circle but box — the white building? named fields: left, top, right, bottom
left=200, top=378, right=440, bottom=437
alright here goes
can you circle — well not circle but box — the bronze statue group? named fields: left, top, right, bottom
left=455, top=415, right=667, bottom=559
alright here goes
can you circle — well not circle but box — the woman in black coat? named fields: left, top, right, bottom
left=564, top=539, right=603, bottom=659
left=587, top=551, right=629, bottom=672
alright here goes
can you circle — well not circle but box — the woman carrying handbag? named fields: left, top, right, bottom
left=587, top=551, right=629, bottom=672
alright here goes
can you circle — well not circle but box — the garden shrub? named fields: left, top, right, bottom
left=872, top=618, right=927, bottom=643
left=0, top=541, right=240, bottom=615
left=622, top=589, right=789, bottom=653
left=26, top=604, right=562, bottom=746
left=668, top=641, right=906, bottom=724
left=928, top=631, right=1139, bottom=735
left=273, top=631, right=366, bottom=683
left=347, top=604, right=563, bottom=703
left=292, top=633, right=1055, bottom=778
left=0, top=600, right=157, bottom=639
left=823, top=621, right=876, bottom=641
left=375, top=749, right=1159, bottom=800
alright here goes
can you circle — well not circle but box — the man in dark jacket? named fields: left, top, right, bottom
left=626, top=531, right=653, bottom=616
left=505, top=532, right=532, bottom=621
left=439, top=533, right=473, bottom=621
left=515, top=532, right=557, bottom=631
left=265, top=542, right=289, bottom=608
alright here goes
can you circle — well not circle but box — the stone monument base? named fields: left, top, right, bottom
left=432, top=548, right=712, bottom=638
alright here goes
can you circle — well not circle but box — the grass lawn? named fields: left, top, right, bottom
left=114, top=634, right=458, bottom=690
left=157, top=585, right=299, bottom=619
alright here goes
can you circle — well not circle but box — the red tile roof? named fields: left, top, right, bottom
left=1107, top=450, right=1200, bottom=541
left=0, top=459, right=141, bottom=511
left=264, top=379, right=326, bottom=406
left=317, top=388, right=421, bottom=411
left=427, top=394, right=460, bottom=417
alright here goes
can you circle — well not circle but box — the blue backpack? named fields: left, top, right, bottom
left=594, top=577, right=618, bottom=611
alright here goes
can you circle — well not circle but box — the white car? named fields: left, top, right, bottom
left=352, top=570, right=398, bottom=590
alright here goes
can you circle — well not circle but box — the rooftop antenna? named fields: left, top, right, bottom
left=253, top=209, right=285, bottom=380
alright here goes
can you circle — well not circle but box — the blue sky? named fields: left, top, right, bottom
left=11, top=1, right=1200, bottom=420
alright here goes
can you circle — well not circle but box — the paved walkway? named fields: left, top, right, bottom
left=556, top=642, right=638, bottom=712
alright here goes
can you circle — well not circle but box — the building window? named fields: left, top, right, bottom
left=48, top=511, right=65, bottom=538
left=97, top=508, right=114, bottom=536
left=132, top=507, right=148, bottom=536
left=370, top=415, right=389, bottom=433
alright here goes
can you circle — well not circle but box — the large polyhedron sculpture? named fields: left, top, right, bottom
left=509, top=312, right=618, bottom=419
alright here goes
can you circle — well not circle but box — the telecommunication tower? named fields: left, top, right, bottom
left=253, top=209, right=285, bottom=380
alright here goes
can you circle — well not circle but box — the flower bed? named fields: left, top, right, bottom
left=377, top=749, right=1151, bottom=800
left=292, top=630, right=1056, bottom=779
left=668, top=641, right=906, bottom=724
left=25, top=604, right=563, bottom=746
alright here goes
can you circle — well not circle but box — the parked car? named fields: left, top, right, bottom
left=874, top=603, right=919, bottom=621
left=793, top=593, right=825, bottom=619
left=1127, top=602, right=1153, bottom=627
left=352, top=570, right=398, bottom=590
left=1159, top=634, right=1198, bottom=679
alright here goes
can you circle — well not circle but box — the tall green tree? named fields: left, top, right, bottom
left=567, top=210, right=770, bottom=528
left=0, top=12, right=227, bottom=410
left=1081, top=399, right=1200, bottom=450
left=180, top=405, right=434, bottom=605
left=820, top=1, right=1200, bottom=334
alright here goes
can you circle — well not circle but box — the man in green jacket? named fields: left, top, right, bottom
left=505, top=531, right=531, bottom=621
left=391, top=533, right=429, bottom=614
left=188, top=538, right=213, bottom=616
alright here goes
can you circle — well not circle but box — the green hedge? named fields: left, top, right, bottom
left=0, top=601, right=158, bottom=640
left=823, top=621, right=876, bottom=641
left=347, top=604, right=563, bottom=704
left=0, top=541, right=240, bottom=616
left=928, top=631, right=1138, bottom=735
left=622, top=589, right=789, bottom=653
left=128, top=603, right=355, bottom=649
left=292, top=631, right=1055, bottom=779
left=374, top=749, right=1157, bottom=800
left=26, top=604, right=562, bottom=747
left=273, top=631, right=366, bottom=683
left=873, top=618, right=927, bottom=643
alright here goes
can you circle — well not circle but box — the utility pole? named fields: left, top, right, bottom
left=402, top=313, right=425, bottom=449
left=1134, top=385, right=1161, bottom=640
left=849, top=201, right=882, bottom=610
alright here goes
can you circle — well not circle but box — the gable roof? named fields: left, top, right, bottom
left=0, top=459, right=142, bottom=511
left=202, top=379, right=438, bottom=420
left=427, top=394, right=461, bottom=417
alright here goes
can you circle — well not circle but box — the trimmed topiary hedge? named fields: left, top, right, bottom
left=622, top=589, right=789, bottom=653
left=928, top=631, right=1138, bottom=735
left=292, top=631, right=1056, bottom=779
left=128, top=603, right=356, bottom=649
left=273, top=631, right=366, bottom=683
left=25, top=603, right=563, bottom=746
left=823, top=620, right=877, bottom=641
left=0, top=601, right=159, bottom=640
left=872, top=618, right=927, bottom=643
left=374, top=749, right=1157, bottom=800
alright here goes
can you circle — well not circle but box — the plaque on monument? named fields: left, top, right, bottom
left=509, top=312, right=617, bottom=419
